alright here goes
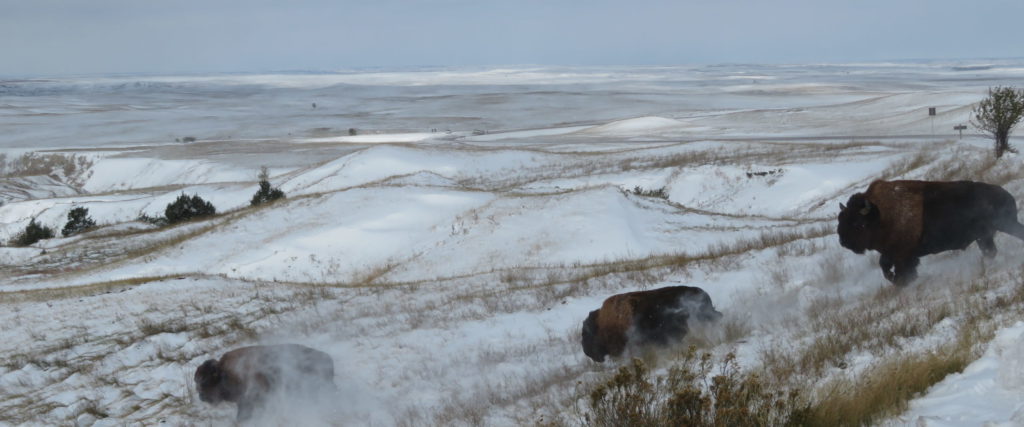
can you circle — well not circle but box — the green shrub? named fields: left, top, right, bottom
left=14, top=218, right=55, bottom=246
left=250, top=180, right=285, bottom=206
left=165, top=193, right=215, bottom=224
left=62, top=206, right=97, bottom=237
left=631, top=186, right=669, bottom=199
left=137, top=213, right=169, bottom=227
left=972, top=86, right=1024, bottom=158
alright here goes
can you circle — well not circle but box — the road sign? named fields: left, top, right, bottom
left=928, top=107, right=937, bottom=116
left=954, top=124, right=967, bottom=139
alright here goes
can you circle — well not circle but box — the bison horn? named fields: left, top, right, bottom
left=840, top=203, right=846, bottom=211
left=859, top=200, right=872, bottom=215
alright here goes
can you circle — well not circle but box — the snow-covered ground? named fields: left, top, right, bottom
left=3, top=62, right=1024, bottom=426
left=891, top=322, right=1024, bottom=426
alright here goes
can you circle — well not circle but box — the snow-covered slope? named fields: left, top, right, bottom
left=4, top=63, right=1024, bottom=426
left=891, top=322, right=1024, bottom=426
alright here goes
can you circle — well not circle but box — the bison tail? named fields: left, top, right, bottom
left=999, top=220, right=1024, bottom=242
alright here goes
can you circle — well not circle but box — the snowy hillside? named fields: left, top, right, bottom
left=3, top=62, right=1024, bottom=426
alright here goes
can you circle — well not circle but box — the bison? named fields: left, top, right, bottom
left=837, top=180, right=1024, bottom=286
left=581, top=285, right=722, bottom=363
left=194, top=344, right=336, bottom=422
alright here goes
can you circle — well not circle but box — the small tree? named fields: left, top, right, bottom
left=971, top=86, right=1024, bottom=158
left=62, top=206, right=97, bottom=237
left=14, top=218, right=54, bottom=246
left=250, top=166, right=285, bottom=206
left=251, top=181, right=285, bottom=206
left=165, top=193, right=216, bottom=224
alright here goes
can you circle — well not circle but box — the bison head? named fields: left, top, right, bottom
left=689, top=289, right=723, bottom=323
left=195, top=359, right=238, bottom=404
left=696, top=305, right=724, bottom=323
left=837, top=193, right=878, bottom=254
left=581, top=310, right=608, bottom=363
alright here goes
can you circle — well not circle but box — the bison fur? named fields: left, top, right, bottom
left=837, top=180, right=1024, bottom=286
left=580, top=285, right=722, bottom=363
left=194, top=344, right=336, bottom=422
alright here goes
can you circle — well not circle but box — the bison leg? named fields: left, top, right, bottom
left=236, top=386, right=268, bottom=422
left=879, top=254, right=896, bottom=283
left=236, top=398, right=255, bottom=422
left=977, top=235, right=997, bottom=258
left=892, top=258, right=920, bottom=287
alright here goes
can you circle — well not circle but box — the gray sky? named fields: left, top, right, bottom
left=2, top=0, right=1023, bottom=77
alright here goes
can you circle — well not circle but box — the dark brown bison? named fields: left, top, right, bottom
left=194, top=344, right=336, bottom=422
left=838, top=180, right=1024, bottom=286
left=581, top=285, right=722, bottom=363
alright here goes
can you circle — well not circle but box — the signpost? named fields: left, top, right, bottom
left=928, top=107, right=937, bottom=134
left=954, top=124, right=967, bottom=139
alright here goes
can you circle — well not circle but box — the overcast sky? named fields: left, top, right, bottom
left=2, top=0, right=1023, bottom=77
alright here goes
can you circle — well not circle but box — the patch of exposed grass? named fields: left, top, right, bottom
left=578, top=350, right=808, bottom=427
left=805, top=320, right=989, bottom=426
left=572, top=268, right=1024, bottom=427
left=629, top=186, right=669, bottom=199
left=0, top=152, right=93, bottom=186
left=879, top=149, right=939, bottom=181
left=81, top=400, right=111, bottom=419
left=136, top=317, right=190, bottom=337
left=0, top=275, right=179, bottom=304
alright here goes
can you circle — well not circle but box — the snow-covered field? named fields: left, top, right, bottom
left=3, top=61, right=1024, bottom=426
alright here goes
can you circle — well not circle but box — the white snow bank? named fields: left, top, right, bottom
left=80, top=186, right=497, bottom=284
left=668, top=157, right=897, bottom=218
left=280, top=145, right=545, bottom=195
left=581, top=116, right=684, bottom=134
left=297, top=132, right=437, bottom=144
left=84, top=157, right=252, bottom=193
left=0, top=247, right=42, bottom=266
left=0, top=175, right=81, bottom=204
left=892, top=321, right=1024, bottom=426
left=464, top=125, right=591, bottom=142
left=386, top=185, right=800, bottom=281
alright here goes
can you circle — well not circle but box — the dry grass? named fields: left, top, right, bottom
left=805, top=329, right=983, bottom=426
left=0, top=275, right=350, bottom=423
left=763, top=269, right=1024, bottom=425
left=577, top=350, right=808, bottom=427
left=0, top=275, right=179, bottom=304
left=571, top=267, right=1024, bottom=427
left=136, top=317, right=191, bottom=337
left=0, top=152, right=94, bottom=185
left=879, top=149, right=939, bottom=181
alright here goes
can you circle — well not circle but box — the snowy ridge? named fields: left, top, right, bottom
left=580, top=116, right=686, bottom=135
left=0, top=175, right=81, bottom=204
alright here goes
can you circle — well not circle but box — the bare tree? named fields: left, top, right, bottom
left=972, top=86, right=1024, bottom=158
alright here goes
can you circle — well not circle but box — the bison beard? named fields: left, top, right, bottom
left=837, top=180, right=1024, bottom=286
left=580, top=286, right=722, bottom=362
left=194, top=344, right=336, bottom=422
